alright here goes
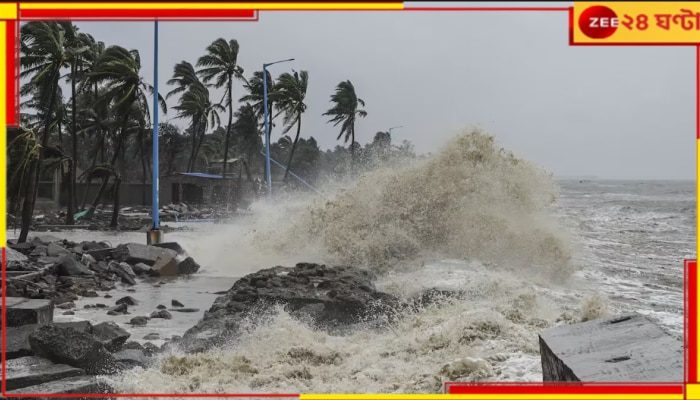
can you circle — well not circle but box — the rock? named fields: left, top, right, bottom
left=169, top=308, right=199, bottom=313
left=5, top=356, right=84, bottom=391
left=151, top=255, right=179, bottom=277
left=31, top=246, right=48, bottom=257
left=132, top=262, right=153, bottom=275
left=129, top=316, right=149, bottom=326
left=92, top=321, right=131, bottom=352
left=180, top=263, right=400, bottom=352
left=178, top=257, right=200, bottom=274
left=108, top=303, right=128, bottom=314
left=7, top=247, right=29, bottom=262
left=28, top=325, right=119, bottom=375
left=56, top=255, right=92, bottom=277
left=122, top=341, right=145, bottom=351
left=31, top=234, right=62, bottom=245
left=152, top=241, right=185, bottom=255
left=55, top=293, right=79, bottom=305
left=8, top=241, right=36, bottom=251
left=143, top=333, right=160, bottom=340
left=82, top=290, right=99, bottom=298
left=62, top=311, right=75, bottom=316
left=109, top=261, right=136, bottom=285
left=56, top=302, right=75, bottom=310
left=114, top=349, right=152, bottom=369
left=85, top=247, right=115, bottom=262
left=157, top=304, right=167, bottom=310
left=47, top=242, right=70, bottom=257
left=107, top=311, right=119, bottom=316
left=150, top=310, right=172, bottom=319
left=116, top=296, right=139, bottom=306
left=5, top=375, right=112, bottom=397
left=104, top=294, right=113, bottom=299
left=114, top=243, right=177, bottom=266
left=6, top=297, right=54, bottom=327
left=172, top=299, right=185, bottom=307
left=6, top=322, right=92, bottom=360
left=143, top=342, right=160, bottom=356
left=539, top=313, right=683, bottom=382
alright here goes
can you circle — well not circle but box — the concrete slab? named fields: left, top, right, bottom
left=5, top=356, right=84, bottom=390
left=6, top=322, right=93, bottom=360
left=7, top=247, right=29, bottom=262
left=539, top=313, right=683, bottom=382
left=6, top=297, right=54, bottom=327
left=5, top=375, right=112, bottom=399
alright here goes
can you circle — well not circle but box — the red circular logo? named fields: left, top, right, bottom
left=579, top=5, right=619, bottom=39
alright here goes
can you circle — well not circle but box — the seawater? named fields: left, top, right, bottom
left=9, top=129, right=693, bottom=395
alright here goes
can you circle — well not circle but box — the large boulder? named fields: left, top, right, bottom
left=91, top=322, right=131, bottom=352
left=55, top=255, right=92, bottom=277
left=179, top=263, right=400, bottom=353
left=114, top=243, right=177, bottom=266
left=28, top=325, right=119, bottom=375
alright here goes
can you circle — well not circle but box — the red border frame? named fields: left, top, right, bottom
left=2, top=3, right=696, bottom=398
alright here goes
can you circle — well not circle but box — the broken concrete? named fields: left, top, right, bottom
left=29, top=325, right=119, bottom=375
left=151, top=255, right=179, bottom=276
left=539, top=313, right=683, bottom=382
left=5, top=375, right=112, bottom=398
left=6, top=297, right=54, bottom=327
left=115, top=243, right=177, bottom=266
left=5, top=356, right=84, bottom=391
left=92, top=321, right=131, bottom=352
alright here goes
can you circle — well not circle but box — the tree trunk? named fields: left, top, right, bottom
left=284, top=117, right=302, bottom=181
left=19, top=72, right=60, bottom=243
left=67, top=62, right=77, bottom=225
left=350, top=126, right=355, bottom=175
left=192, top=122, right=207, bottom=170
left=17, top=158, right=38, bottom=243
left=187, top=119, right=198, bottom=172
left=84, top=113, right=128, bottom=220
left=222, top=76, right=233, bottom=178
left=110, top=178, right=121, bottom=228
left=141, top=142, right=147, bottom=205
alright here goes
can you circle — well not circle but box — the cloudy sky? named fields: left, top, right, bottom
left=64, top=2, right=694, bottom=180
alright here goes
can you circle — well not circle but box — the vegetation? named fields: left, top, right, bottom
left=10, top=21, right=416, bottom=242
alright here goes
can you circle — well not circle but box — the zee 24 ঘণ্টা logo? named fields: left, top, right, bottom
left=578, top=4, right=700, bottom=39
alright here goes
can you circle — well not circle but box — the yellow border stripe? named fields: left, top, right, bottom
left=20, top=3, right=403, bottom=10
left=0, top=3, right=17, bottom=20
left=300, top=395, right=683, bottom=400
left=0, top=22, right=6, bottom=246
left=687, top=384, right=700, bottom=400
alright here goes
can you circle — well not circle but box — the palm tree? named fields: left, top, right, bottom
left=166, top=60, right=203, bottom=99
left=83, top=45, right=166, bottom=226
left=232, top=103, right=263, bottom=183
left=275, top=70, right=309, bottom=181
left=322, top=80, right=367, bottom=174
left=64, top=29, right=91, bottom=225
left=173, top=83, right=224, bottom=172
left=240, top=70, right=279, bottom=180
left=197, top=38, right=245, bottom=178
left=17, top=21, right=75, bottom=242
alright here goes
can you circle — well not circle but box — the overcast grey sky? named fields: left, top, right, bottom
left=65, top=2, right=694, bottom=180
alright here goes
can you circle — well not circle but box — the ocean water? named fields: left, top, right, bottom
left=8, top=131, right=695, bottom=395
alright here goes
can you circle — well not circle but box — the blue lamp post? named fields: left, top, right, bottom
left=148, top=20, right=162, bottom=245
left=263, top=58, right=294, bottom=198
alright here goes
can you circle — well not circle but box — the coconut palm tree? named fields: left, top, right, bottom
left=323, top=80, right=367, bottom=174
left=173, top=83, right=224, bottom=172
left=232, top=103, right=263, bottom=183
left=240, top=70, right=280, bottom=180
left=83, top=45, right=166, bottom=226
left=197, top=38, right=245, bottom=179
left=17, top=21, right=76, bottom=242
left=275, top=70, right=308, bottom=181
left=166, top=60, right=203, bottom=99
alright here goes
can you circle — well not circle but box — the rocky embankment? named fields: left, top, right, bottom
left=5, top=239, right=459, bottom=396
left=4, top=235, right=202, bottom=397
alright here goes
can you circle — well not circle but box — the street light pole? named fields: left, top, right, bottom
left=148, top=20, right=162, bottom=245
left=263, top=58, right=294, bottom=198
left=388, top=125, right=403, bottom=135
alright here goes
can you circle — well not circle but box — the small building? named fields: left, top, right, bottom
left=160, top=172, right=238, bottom=205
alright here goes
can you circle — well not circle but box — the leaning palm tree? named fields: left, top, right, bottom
left=173, top=83, right=224, bottom=172
left=322, top=80, right=367, bottom=174
left=166, top=60, right=203, bottom=99
left=275, top=70, right=308, bottom=181
left=240, top=70, right=280, bottom=179
left=83, top=45, right=166, bottom=225
left=17, top=21, right=76, bottom=242
left=232, top=103, right=263, bottom=183
left=197, top=38, right=245, bottom=178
